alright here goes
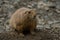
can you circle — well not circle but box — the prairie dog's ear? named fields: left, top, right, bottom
left=25, top=9, right=36, bottom=14
left=25, top=10, right=32, bottom=14
left=28, top=9, right=36, bottom=14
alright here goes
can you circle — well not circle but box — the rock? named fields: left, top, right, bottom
left=51, top=22, right=60, bottom=28
left=37, top=25, right=44, bottom=29
left=37, top=15, right=45, bottom=25
left=44, top=24, right=51, bottom=29
left=0, top=26, right=5, bottom=33
left=37, top=1, right=49, bottom=10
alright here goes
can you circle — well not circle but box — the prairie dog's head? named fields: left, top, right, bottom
left=25, top=9, right=36, bottom=19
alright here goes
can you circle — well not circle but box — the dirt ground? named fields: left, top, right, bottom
left=0, top=0, right=60, bottom=40
left=0, top=28, right=59, bottom=40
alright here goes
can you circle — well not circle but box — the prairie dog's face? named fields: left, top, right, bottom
left=25, top=9, right=36, bottom=19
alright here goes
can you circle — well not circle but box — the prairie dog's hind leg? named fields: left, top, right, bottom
left=15, top=25, right=24, bottom=37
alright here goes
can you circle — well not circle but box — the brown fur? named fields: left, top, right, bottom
left=9, top=7, right=37, bottom=35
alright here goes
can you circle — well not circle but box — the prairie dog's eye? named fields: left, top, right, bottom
left=28, top=11, right=31, bottom=14
left=25, top=11, right=31, bottom=14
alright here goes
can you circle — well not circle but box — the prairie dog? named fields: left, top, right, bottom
left=9, top=7, right=37, bottom=36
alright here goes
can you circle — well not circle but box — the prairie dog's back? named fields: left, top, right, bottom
left=14, top=7, right=31, bottom=15
left=9, top=7, right=31, bottom=28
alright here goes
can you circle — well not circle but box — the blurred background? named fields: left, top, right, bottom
left=0, top=0, right=60, bottom=40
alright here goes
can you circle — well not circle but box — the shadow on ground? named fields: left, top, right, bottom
left=0, top=28, right=59, bottom=40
